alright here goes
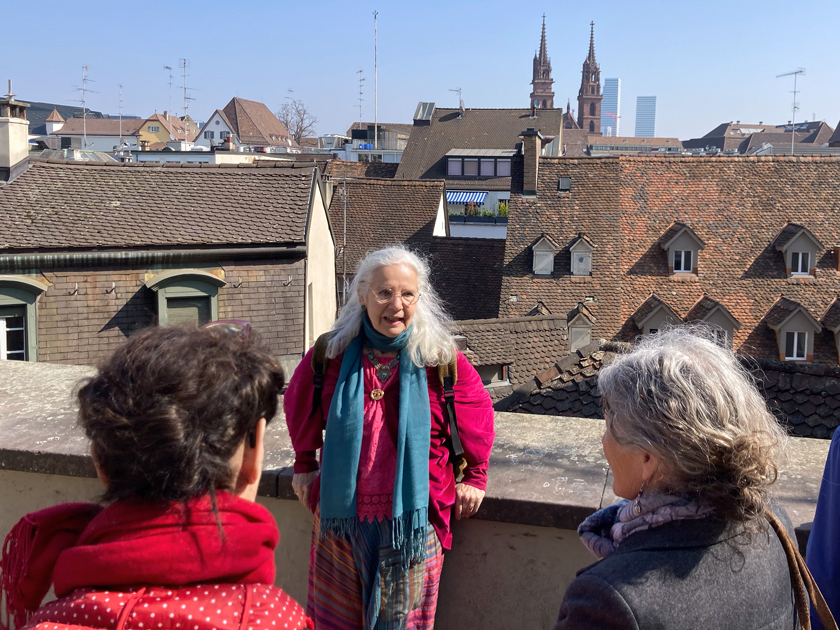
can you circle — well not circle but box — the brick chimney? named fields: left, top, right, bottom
left=0, top=80, right=30, bottom=183
left=520, top=127, right=543, bottom=197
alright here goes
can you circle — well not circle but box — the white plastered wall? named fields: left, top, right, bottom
left=304, top=180, right=337, bottom=350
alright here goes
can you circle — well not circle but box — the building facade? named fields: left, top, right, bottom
left=635, top=96, right=657, bottom=137
left=600, top=78, right=621, bottom=136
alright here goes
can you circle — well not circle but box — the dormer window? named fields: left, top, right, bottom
left=569, top=234, right=594, bottom=276
left=658, top=222, right=704, bottom=275
left=631, top=294, right=681, bottom=336
left=763, top=296, right=821, bottom=362
left=772, top=223, right=822, bottom=278
left=446, top=150, right=516, bottom=179
left=685, top=295, right=740, bottom=349
left=532, top=235, right=558, bottom=276
left=558, top=177, right=571, bottom=192
left=673, top=250, right=692, bottom=273
left=567, top=303, right=596, bottom=352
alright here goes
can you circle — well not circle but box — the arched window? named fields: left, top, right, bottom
left=589, top=121, right=595, bottom=132
left=145, top=269, right=226, bottom=327
left=589, top=103, right=596, bottom=116
left=0, top=275, right=48, bottom=361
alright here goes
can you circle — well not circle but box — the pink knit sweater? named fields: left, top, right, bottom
left=283, top=348, right=495, bottom=550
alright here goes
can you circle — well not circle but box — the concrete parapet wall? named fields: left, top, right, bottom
left=0, top=361, right=831, bottom=629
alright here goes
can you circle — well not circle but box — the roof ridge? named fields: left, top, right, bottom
left=455, top=314, right=567, bottom=326
left=28, top=157, right=316, bottom=171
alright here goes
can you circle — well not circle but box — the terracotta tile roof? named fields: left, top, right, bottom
left=454, top=314, right=569, bottom=402
left=658, top=221, right=705, bottom=250
left=324, top=160, right=399, bottom=179
left=50, top=117, right=146, bottom=137
left=395, top=108, right=565, bottom=188
left=328, top=178, right=445, bottom=276
left=220, top=98, right=296, bottom=147
left=683, top=121, right=835, bottom=154
left=772, top=222, right=823, bottom=251
left=631, top=294, right=679, bottom=328
left=500, top=155, right=840, bottom=364
left=0, top=160, right=316, bottom=250
left=763, top=296, right=821, bottom=331
left=429, top=236, right=505, bottom=321
left=510, top=340, right=840, bottom=439
left=45, top=109, right=64, bottom=123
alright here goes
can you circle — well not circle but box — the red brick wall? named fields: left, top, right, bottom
left=35, top=258, right=305, bottom=366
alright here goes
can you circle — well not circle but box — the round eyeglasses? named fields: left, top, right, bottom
left=369, top=287, right=420, bottom=306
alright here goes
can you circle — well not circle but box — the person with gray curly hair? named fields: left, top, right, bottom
left=554, top=326, right=798, bottom=630
left=284, top=246, right=495, bottom=629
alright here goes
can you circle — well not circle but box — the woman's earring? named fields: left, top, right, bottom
left=361, top=304, right=366, bottom=311
left=632, top=480, right=647, bottom=516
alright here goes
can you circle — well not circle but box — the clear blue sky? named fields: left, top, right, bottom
left=3, top=0, right=839, bottom=140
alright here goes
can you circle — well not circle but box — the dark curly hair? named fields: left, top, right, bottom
left=78, top=325, right=285, bottom=504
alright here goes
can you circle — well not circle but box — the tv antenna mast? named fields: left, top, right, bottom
left=179, top=58, right=195, bottom=119
left=76, top=66, right=98, bottom=149
left=373, top=10, right=378, bottom=150
left=118, top=84, right=123, bottom=147
left=164, top=65, right=173, bottom=114
left=356, top=70, right=365, bottom=131
left=776, top=68, right=805, bottom=155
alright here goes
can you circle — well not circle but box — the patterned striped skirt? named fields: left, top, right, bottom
left=307, top=511, right=444, bottom=630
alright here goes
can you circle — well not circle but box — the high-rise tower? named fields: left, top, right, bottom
left=577, top=21, right=602, bottom=135
left=601, top=78, right=621, bottom=136
left=529, top=15, right=554, bottom=109
left=635, top=96, right=657, bottom=137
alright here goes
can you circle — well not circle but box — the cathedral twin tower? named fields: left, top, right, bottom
left=529, top=16, right=602, bottom=136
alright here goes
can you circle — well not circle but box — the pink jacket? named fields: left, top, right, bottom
left=283, top=348, right=495, bottom=550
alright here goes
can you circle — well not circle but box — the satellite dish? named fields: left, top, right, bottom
left=169, top=133, right=175, bottom=141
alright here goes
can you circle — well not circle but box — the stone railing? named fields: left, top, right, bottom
left=0, top=361, right=830, bottom=630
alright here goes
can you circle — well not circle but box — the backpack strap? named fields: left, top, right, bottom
left=438, top=356, right=467, bottom=478
left=308, top=332, right=333, bottom=419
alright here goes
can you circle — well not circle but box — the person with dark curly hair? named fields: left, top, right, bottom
left=554, top=327, right=798, bottom=630
left=0, top=324, right=312, bottom=630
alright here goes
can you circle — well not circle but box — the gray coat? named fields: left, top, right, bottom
left=554, top=513, right=797, bottom=630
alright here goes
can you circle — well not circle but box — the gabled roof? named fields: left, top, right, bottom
left=763, top=296, right=822, bottom=332
left=219, top=98, right=296, bottom=147
left=145, top=113, right=196, bottom=142
left=821, top=298, right=840, bottom=332
left=772, top=222, right=824, bottom=252
left=395, top=107, right=565, bottom=189
left=45, top=109, right=64, bottom=123
left=328, top=178, right=446, bottom=276
left=658, top=221, right=705, bottom=250
left=685, top=295, right=740, bottom=329
left=569, top=233, right=595, bottom=250
left=532, top=233, right=559, bottom=250
left=567, top=302, right=596, bottom=325
left=50, top=117, right=146, bottom=137
left=0, top=160, right=317, bottom=250
left=631, top=294, right=681, bottom=329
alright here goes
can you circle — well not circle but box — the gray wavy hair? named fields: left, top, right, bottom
left=599, top=325, right=786, bottom=525
left=327, top=246, right=455, bottom=367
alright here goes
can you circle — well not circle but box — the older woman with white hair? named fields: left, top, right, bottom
left=284, top=246, right=495, bottom=629
left=554, top=327, right=809, bottom=630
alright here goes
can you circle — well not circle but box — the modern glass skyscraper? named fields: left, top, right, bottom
left=635, top=96, right=657, bottom=137
left=600, top=78, right=621, bottom=136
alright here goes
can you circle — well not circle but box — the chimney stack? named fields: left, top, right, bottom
left=520, top=127, right=543, bottom=197
left=0, top=80, right=31, bottom=183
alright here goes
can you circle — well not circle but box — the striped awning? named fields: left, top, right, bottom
left=446, top=191, right=488, bottom=205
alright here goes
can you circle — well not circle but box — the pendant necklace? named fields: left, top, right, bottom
left=365, top=343, right=399, bottom=400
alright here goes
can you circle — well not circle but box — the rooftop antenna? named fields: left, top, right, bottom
left=776, top=67, right=805, bottom=155
left=164, top=65, right=173, bottom=115
left=118, top=84, right=123, bottom=147
left=373, top=10, right=378, bottom=151
left=356, top=70, right=365, bottom=131
left=76, top=66, right=98, bottom=149
left=179, top=58, right=195, bottom=120
left=449, top=88, right=463, bottom=117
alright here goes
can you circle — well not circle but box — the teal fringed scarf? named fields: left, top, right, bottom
left=319, top=315, right=431, bottom=566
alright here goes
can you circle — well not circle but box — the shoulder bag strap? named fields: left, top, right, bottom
left=438, top=357, right=467, bottom=478
left=308, top=333, right=333, bottom=419
left=766, top=508, right=838, bottom=630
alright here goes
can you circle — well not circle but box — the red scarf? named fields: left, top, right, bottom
left=1, top=492, right=278, bottom=630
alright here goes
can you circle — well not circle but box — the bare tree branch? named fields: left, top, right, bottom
left=275, top=99, right=318, bottom=145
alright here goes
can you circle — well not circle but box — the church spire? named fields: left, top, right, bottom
left=588, top=21, right=596, bottom=63
left=539, top=14, right=548, bottom=64
left=529, top=14, right=554, bottom=109
left=577, top=20, right=602, bottom=135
